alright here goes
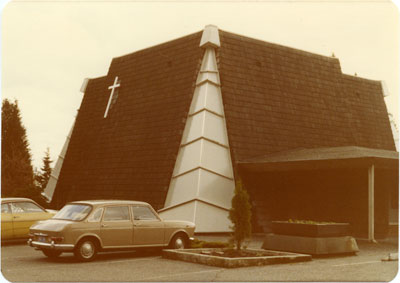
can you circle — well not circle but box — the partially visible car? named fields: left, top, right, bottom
left=28, top=200, right=195, bottom=261
left=1, top=198, right=57, bottom=240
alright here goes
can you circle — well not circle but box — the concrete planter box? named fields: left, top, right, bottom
left=162, top=248, right=311, bottom=268
left=266, top=222, right=358, bottom=255
left=271, top=221, right=350, bottom=237
left=262, top=234, right=359, bottom=255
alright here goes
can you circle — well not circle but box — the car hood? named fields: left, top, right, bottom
left=30, top=219, right=73, bottom=232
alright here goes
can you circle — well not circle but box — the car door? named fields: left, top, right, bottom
left=132, top=205, right=164, bottom=246
left=10, top=201, right=53, bottom=238
left=100, top=205, right=133, bottom=247
left=1, top=203, right=13, bottom=240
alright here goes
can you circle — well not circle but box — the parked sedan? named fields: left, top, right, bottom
left=1, top=198, right=57, bottom=240
left=28, top=200, right=195, bottom=261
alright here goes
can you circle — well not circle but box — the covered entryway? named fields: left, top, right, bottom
left=238, top=146, right=398, bottom=241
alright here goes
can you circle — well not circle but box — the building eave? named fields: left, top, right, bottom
left=238, top=146, right=399, bottom=172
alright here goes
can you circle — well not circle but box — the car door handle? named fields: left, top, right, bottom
left=13, top=216, right=20, bottom=219
left=133, top=223, right=141, bottom=227
left=101, top=224, right=107, bottom=228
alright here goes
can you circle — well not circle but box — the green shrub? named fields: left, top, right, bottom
left=228, top=179, right=252, bottom=250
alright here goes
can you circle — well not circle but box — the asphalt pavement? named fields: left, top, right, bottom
left=1, top=236, right=398, bottom=282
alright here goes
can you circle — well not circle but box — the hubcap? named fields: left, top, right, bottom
left=174, top=238, right=185, bottom=249
left=80, top=241, right=94, bottom=258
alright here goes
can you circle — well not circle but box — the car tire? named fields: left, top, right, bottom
left=42, top=250, right=62, bottom=258
left=169, top=234, right=187, bottom=249
left=74, top=239, right=97, bottom=262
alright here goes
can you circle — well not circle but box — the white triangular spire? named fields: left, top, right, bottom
left=200, top=48, right=218, bottom=72
left=199, top=25, right=220, bottom=48
left=197, top=48, right=220, bottom=85
left=159, top=25, right=235, bottom=232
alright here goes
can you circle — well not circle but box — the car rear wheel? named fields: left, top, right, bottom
left=74, top=239, right=97, bottom=262
left=42, top=250, right=62, bottom=258
left=169, top=234, right=187, bottom=249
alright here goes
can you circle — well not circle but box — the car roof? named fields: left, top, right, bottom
left=1, top=197, right=36, bottom=203
left=68, top=200, right=149, bottom=206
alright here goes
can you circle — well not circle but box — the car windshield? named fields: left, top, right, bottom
left=53, top=204, right=92, bottom=221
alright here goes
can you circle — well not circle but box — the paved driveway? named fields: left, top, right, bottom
left=1, top=238, right=398, bottom=282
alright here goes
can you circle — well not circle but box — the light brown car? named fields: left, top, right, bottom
left=28, top=200, right=195, bottom=261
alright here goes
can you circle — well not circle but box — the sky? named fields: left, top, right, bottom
left=1, top=0, right=399, bottom=170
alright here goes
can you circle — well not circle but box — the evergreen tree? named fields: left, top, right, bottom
left=228, top=179, right=252, bottom=250
left=36, top=148, right=53, bottom=192
left=1, top=99, right=42, bottom=202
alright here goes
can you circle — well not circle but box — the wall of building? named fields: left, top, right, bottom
left=241, top=167, right=397, bottom=239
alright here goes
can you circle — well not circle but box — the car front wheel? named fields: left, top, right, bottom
left=169, top=234, right=187, bottom=249
left=42, top=250, right=62, bottom=258
left=74, top=239, right=97, bottom=262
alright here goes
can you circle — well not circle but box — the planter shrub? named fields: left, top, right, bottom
left=229, top=179, right=252, bottom=250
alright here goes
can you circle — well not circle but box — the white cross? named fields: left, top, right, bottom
left=104, top=76, right=120, bottom=118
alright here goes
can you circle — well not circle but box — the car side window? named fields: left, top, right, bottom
left=1, top=204, right=10, bottom=213
left=103, top=206, right=130, bottom=221
left=87, top=208, right=103, bottom=222
left=132, top=206, right=158, bottom=221
left=11, top=202, right=45, bottom=213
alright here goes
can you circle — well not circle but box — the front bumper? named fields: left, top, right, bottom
left=27, top=238, right=74, bottom=251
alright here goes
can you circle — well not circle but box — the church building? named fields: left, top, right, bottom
left=46, top=25, right=398, bottom=240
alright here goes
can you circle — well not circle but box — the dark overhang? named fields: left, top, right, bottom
left=238, top=146, right=399, bottom=172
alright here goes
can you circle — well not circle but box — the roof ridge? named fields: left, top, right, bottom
left=219, top=29, right=338, bottom=62
left=342, top=73, right=381, bottom=83
left=113, top=30, right=202, bottom=61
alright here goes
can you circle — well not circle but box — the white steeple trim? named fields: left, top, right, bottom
left=159, top=27, right=235, bottom=232
left=197, top=49, right=220, bottom=85
left=199, top=25, right=220, bottom=48
left=43, top=116, right=77, bottom=202
left=201, top=48, right=218, bottom=72
left=159, top=197, right=231, bottom=213
left=189, top=83, right=224, bottom=116
left=158, top=199, right=231, bottom=232
left=171, top=139, right=234, bottom=178
left=182, top=111, right=229, bottom=147
left=80, top=78, right=90, bottom=93
left=189, top=108, right=224, bottom=118
left=381, top=81, right=390, bottom=97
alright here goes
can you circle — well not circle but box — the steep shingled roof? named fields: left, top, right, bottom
left=51, top=32, right=203, bottom=208
left=218, top=30, right=395, bottom=164
left=342, top=74, right=394, bottom=149
left=51, top=29, right=395, bottom=209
